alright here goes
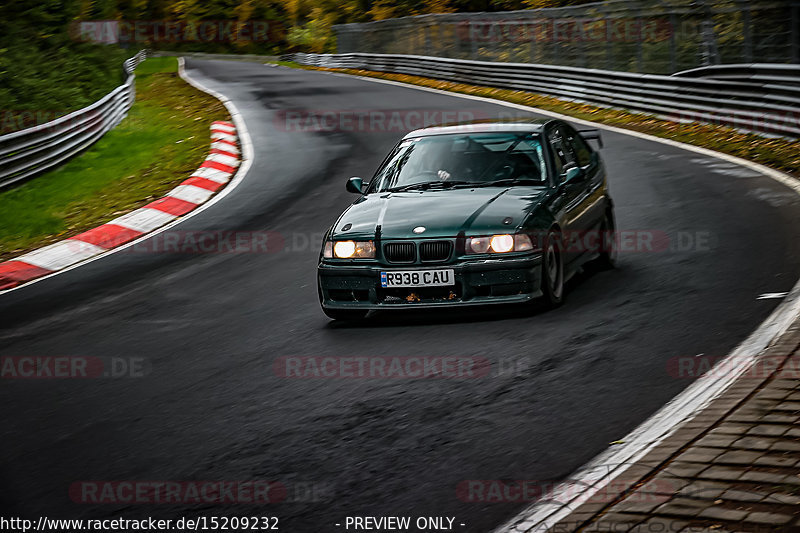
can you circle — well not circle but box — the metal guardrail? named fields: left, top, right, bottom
left=291, top=52, right=800, bottom=140
left=123, top=50, right=147, bottom=74
left=0, top=49, right=147, bottom=189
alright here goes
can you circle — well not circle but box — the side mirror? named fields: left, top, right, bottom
left=346, top=176, right=363, bottom=194
left=564, top=167, right=585, bottom=184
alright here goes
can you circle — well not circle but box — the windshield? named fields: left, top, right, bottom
left=367, top=133, right=548, bottom=193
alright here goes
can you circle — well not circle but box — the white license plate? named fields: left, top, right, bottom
left=381, top=269, right=455, bottom=288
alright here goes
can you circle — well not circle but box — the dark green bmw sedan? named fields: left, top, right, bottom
left=317, top=119, right=616, bottom=320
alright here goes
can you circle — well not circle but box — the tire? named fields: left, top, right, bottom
left=593, top=210, right=617, bottom=270
left=540, top=230, right=565, bottom=308
left=322, top=307, right=369, bottom=321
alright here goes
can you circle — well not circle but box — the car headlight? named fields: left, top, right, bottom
left=466, top=234, right=534, bottom=254
left=324, top=240, right=376, bottom=259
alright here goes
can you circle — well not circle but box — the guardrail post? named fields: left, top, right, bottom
left=578, top=17, right=587, bottom=68
left=454, top=20, right=463, bottom=59
left=424, top=20, right=432, bottom=57
left=669, top=13, right=678, bottom=73
left=489, top=16, right=499, bottom=62
left=699, top=0, right=720, bottom=67
left=793, top=3, right=800, bottom=63
left=700, top=19, right=719, bottom=66
left=741, top=0, right=753, bottom=63
left=438, top=20, right=446, bottom=58
left=552, top=14, right=559, bottom=66
left=529, top=19, right=536, bottom=64
left=604, top=8, right=613, bottom=70
left=470, top=21, right=478, bottom=60
left=636, top=9, right=644, bottom=72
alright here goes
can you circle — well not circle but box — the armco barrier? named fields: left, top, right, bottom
left=290, top=52, right=800, bottom=140
left=0, top=50, right=147, bottom=189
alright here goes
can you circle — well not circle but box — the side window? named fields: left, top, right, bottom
left=564, top=126, right=593, bottom=167
left=547, top=126, right=576, bottom=181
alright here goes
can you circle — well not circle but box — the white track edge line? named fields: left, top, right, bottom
left=305, top=69, right=800, bottom=533
left=0, top=57, right=254, bottom=296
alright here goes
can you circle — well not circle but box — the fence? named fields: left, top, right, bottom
left=291, top=52, right=800, bottom=140
left=0, top=50, right=147, bottom=190
left=333, top=0, right=800, bottom=75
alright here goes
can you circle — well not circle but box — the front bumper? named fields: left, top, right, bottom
left=318, top=254, right=543, bottom=310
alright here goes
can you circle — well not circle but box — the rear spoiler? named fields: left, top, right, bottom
left=578, top=129, right=603, bottom=148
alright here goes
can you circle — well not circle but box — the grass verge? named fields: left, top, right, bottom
left=279, top=62, right=800, bottom=180
left=0, top=56, right=229, bottom=261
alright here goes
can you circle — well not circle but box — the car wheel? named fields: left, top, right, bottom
left=322, top=308, right=369, bottom=321
left=541, top=231, right=564, bottom=308
left=594, top=210, right=617, bottom=270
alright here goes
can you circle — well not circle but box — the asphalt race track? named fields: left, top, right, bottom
left=2, top=59, right=800, bottom=532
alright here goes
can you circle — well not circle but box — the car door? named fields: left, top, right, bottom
left=562, top=124, right=607, bottom=260
left=545, top=124, right=585, bottom=268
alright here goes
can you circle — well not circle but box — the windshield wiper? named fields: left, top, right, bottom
left=469, top=178, right=543, bottom=188
left=388, top=180, right=471, bottom=192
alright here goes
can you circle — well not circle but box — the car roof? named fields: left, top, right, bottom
left=403, top=118, right=553, bottom=139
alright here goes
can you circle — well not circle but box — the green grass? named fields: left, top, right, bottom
left=0, top=56, right=229, bottom=260
left=133, top=56, right=176, bottom=76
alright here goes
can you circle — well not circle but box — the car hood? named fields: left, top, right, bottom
left=332, top=187, right=549, bottom=240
